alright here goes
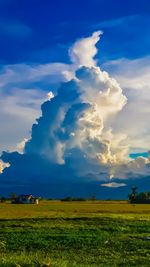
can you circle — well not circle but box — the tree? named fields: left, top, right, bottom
left=128, top=187, right=150, bottom=203
left=0, top=197, right=6, bottom=203
left=128, top=186, right=137, bottom=203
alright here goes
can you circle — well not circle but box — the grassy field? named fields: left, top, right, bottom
left=0, top=201, right=150, bottom=266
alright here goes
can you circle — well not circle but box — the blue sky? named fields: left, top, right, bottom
left=0, top=0, right=150, bottom=64
left=0, top=0, right=150, bottom=198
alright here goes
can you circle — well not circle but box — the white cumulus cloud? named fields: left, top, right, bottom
left=69, top=31, right=103, bottom=67
left=0, top=160, right=10, bottom=173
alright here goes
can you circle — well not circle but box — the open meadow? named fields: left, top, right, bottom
left=0, top=201, right=150, bottom=266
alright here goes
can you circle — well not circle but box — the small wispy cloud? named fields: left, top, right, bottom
left=101, top=182, right=126, bottom=188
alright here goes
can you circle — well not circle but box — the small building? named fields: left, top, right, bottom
left=12, top=194, right=39, bottom=204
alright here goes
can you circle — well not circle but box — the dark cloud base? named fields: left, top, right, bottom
left=1, top=150, right=150, bottom=199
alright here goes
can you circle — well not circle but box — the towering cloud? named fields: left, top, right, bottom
left=24, top=64, right=127, bottom=169
left=0, top=32, right=150, bottom=198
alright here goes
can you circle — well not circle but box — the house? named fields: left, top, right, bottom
left=12, top=194, right=39, bottom=204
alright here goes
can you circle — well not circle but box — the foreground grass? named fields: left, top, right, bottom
left=0, top=201, right=150, bottom=266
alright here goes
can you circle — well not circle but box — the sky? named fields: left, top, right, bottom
left=0, top=0, right=150, bottom=198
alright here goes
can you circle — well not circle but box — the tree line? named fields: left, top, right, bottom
left=128, top=186, right=150, bottom=203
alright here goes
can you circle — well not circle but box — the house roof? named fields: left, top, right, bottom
left=18, top=194, right=33, bottom=198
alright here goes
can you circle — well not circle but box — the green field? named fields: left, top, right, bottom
left=0, top=201, right=150, bottom=266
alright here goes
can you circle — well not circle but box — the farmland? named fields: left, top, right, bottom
left=0, top=201, right=150, bottom=266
